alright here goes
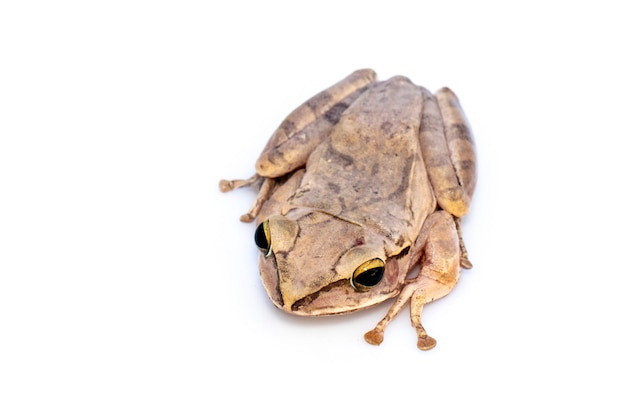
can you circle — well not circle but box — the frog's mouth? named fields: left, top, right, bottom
left=258, top=254, right=401, bottom=316
left=289, top=279, right=387, bottom=315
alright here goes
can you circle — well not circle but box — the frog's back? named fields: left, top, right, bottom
left=289, top=76, right=436, bottom=249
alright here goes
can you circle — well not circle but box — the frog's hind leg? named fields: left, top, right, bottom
left=364, top=281, right=420, bottom=346
left=364, top=211, right=461, bottom=350
left=220, top=69, right=377, bottom=223
left=420, top=87, right=476, bottom=267
left=434, top=87, right=477, bottom=208
left=255, top=69, right=377, bottom=178
left=409, top=211, right=462, bottom=350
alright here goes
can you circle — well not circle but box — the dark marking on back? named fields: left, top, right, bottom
left=338, top=196, right=346, bottom=211
left=371, top=163, right=379, bottom=176
left=419, top=113, right=441, bottom=133
left=328, top=182, right=341, bottom=193
left=326, top=141, right=354, bottom=167
left=324, top=101, right=350, bottom=124
left=380, top=121, right=393, bottom=135
left=388, top=155, right=414, bottom=199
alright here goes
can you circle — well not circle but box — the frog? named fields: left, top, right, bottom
left=219, top=69, right=476, bottom=350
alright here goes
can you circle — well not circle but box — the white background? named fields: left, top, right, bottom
left=2, top=1, right=625, bottom=415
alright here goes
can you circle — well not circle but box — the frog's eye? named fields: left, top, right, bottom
left=351, top=258, right=385, bottom=292
left=254, top=220, right=272, bottom=257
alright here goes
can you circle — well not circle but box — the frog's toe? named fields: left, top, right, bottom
left=219, top=179, right=235, bottom=192
left=219, top=174, right=261, bottom=193
left=460, top=256, right=473, bottom=269
left=240, top=213, right=255, bottom=223
left=417, top=335, right=437, bottom=350
left=364, top=329, right=384, bottom=345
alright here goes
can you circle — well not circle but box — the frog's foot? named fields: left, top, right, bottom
left=415, top=324, right=437, bottom=351
left=219, top=174, right=261, bottom=193
left=364, top=327, right=384, bottom=345
left=219, top=175, right=275, bottom=223
left=364, top=285, right=438, bottom=351
left=417, top=335, right=437, bottom=351
left=408, top=211, right=462, bottom=350
left=363, top=282, right=417, bottom=347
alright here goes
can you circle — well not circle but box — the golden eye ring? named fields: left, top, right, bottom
left=350, top=258, right=385, bottom=291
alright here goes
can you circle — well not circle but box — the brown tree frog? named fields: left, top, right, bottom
left=220, top=69, right=476, bottom=350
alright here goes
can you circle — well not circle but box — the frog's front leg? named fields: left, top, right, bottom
left=219, top=69, right=377, bottom=222
left=364, top=211, right=461, bottom=350
left=420, top=87, right=477, bottom=267
left=219, top=174, right=277, bottom=222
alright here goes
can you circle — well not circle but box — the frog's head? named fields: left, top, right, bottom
left=254, top=210, right=405, bottom=315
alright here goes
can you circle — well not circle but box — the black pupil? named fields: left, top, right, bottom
left=355, top=267, right=384, bottom=287
left=254, top=223, right=269, bottom=253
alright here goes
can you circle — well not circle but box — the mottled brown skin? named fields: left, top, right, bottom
left=220, top=69, right=476, bottom=350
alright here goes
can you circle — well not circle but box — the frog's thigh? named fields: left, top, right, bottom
left=256, top=69, right=377, bottom=178
left=419, top=88, right=476, bottom=217
left=410, top=210, right=461, bottom=350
